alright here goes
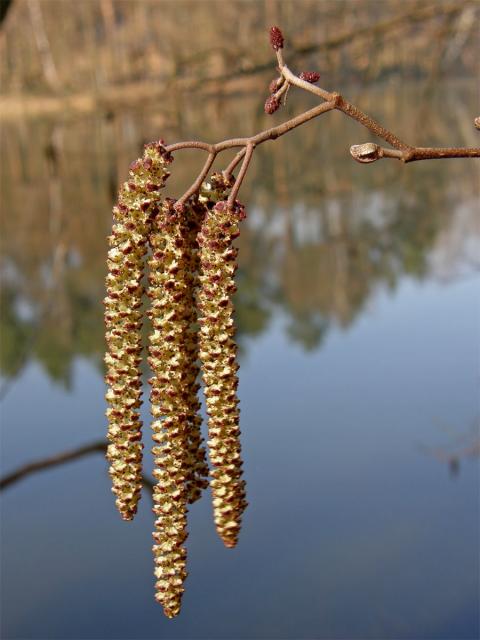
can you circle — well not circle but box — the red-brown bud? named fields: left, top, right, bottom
left=269, top=77, right=282, bottom=94
left=264, top=95, right=280, bottom=115
left=174, top=201, right=185, bottom=214
left=269, top=26, right=284, bottom=51
left=299, top=71, right=321, bottom=84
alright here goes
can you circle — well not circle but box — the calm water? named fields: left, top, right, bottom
left=1, top=79, right=479, bottom=639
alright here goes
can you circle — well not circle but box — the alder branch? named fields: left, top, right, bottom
left=0, top=440, right=155, bottom=496
left=0, top=441, right=106, bottom=490
left=176, top=151, right=216, bottom=210
left=166, top=26, right=479, bottom=211
left=349, top=142, right=480, bottom=163
left=227, top=142, right=255, bottom=209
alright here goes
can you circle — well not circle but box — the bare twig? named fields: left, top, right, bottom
left=350, top=142, right=480, bottom=164
left=175, top=151, right=216, bottom=211
left=164, top=25, right=479, bottom=211
left=0, top=440, right=155, bottom=497
left=0, top=441, right=107, bottom=490
left=277, top=57, right=332, bottom=102
left=223, top=148, right=247, bottom=180
left=227, top=143, right=255, bottom=209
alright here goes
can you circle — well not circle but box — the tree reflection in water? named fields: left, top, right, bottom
left=0, top=81, right=478, bottom=389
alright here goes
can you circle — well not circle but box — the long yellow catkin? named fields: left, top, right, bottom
left=197, top=190, right=248, bottom=549
left=181, top=198, right=211, bottom=504
left=147, top=175, right=235, bottom=617
left=104, top=141, right=172, bottom=521
left=147, top=198, right=197, bottom=618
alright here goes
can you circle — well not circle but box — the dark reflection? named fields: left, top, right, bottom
left=419, top=418, right=480, bottom=479
left=0, top=81, right=478, bottom=390
left=0, top=439, right=156, bottom=501
left=3, top=419, right=479, bottom=492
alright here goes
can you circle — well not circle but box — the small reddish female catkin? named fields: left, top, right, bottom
left=269, top=26, right=284, bottom=51
left=197, top=197, right=248, bottom=549
left=104, top=142, right=172, bottom=521
left=264, top=94, right=280, bottom=115
left=269, top=77, right=282, bottom=94
left=299, top=71, right=321, bottom=84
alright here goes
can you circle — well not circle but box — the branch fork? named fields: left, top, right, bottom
left=167, top=26, right=479, bottom=213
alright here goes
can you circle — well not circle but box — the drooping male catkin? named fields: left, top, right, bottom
left=183, top=174, right=236, bottom=500
left=147, top=198, right=203, bottom=618
left=104, top=141, right=172, bottom=521
left=197, top=196, right=248, bottom=549
left=181, top=198, right=211, bottom=504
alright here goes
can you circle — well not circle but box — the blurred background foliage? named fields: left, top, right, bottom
left=0, top=0, right=478, bottom=390
left=0, top=0, right=478, bottom=114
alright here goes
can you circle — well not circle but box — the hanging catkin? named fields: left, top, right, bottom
left=181, top=198, right=210, bottom=504
left=147, top=198, right=199, bottom=618
left=197, top=194, right=248, bottom=549
left=147, top=175, right=235, bottom=617
left=104, top=141, right=172, bottom=521
left=182, top=175, right=235, bottom=502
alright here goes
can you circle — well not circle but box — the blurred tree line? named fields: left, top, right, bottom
left=0, top=0, right=478, bottom=101
left=0, top=0, right=478, bottom=389
left=1, top=80, right=478, bottom=389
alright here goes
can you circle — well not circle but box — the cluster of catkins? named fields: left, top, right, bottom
left=104, top=141, right=247, bottom=618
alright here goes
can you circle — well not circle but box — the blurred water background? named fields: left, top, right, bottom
left=1, top=1, right=479, bottom=638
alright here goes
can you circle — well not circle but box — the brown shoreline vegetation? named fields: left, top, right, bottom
left=1, top=1, right=478, bottom=120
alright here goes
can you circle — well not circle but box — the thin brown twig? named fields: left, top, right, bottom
left=175, top=150, right=216, bottom=210
left=277, top=60, right=332, bottom=102
left=275, top=50, right=411, bottom=150
left=0, top=441, right=107, bottom=489
left=164, top=26, right=479, bottom=209
left=167, top=141, right=214, bottom=153
left=0, top=440, right=155, bottom=497
left=223, top=148, right=247, bottom=180
left=227, top=143, right=255, bottom=209
left=273, top=77, right=290, bottom=104
left=166, top=99, right=336, bottom=170
left=350, top=142, right=480, bottom=163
